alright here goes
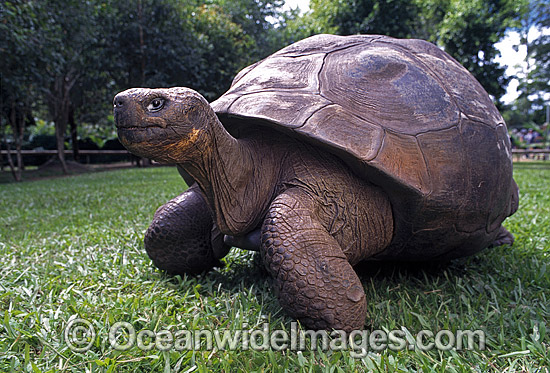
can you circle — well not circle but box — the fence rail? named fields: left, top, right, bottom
left=1, top=149, right=549, bottom=162
left=0, top=150, right=130, bottom=155
left=512, top=148, right=550, bottom=161
left=1, top=149, right=137, bottom=168
left=511, top=149, right=550, bottom=154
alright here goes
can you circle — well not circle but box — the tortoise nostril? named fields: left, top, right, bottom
left=114, top=95, right=126, bottom=108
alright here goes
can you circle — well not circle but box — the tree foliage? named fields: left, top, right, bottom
left=0, top=0, right=45, bottom=180
left=1, top=0, right=547, bottom=181
left=510, top=0, right=550, bottom=126
left=211, top=0, right=285, bottom=59
left=102, top=0, right=201, bottom=89
left=292, top=0, right=522, bottom=103
left=435, top=0, right=520, bottom=103
left=320, top=0, right=421, bottom=37
left=1, top=0, right=285, bottom=180
left=191, top=4, right=255, bottom=99
left=101, top=0, right=284, bottom=97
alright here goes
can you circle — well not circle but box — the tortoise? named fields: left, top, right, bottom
left=113, top=34, right=519, bottom=331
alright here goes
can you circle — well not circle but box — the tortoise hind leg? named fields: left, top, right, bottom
left=490, top=225, right=514, bottom=247
left=145, top=184, right=230, bottom=275
left=261, top=189, right=367, bottom=332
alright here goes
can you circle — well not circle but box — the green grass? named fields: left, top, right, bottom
left=0, top=163, right=548, bottom=372
left=0, top=162, right=134, bottom=184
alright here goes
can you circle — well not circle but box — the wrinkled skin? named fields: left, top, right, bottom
left=113, top=34, right=518, bottom=332
left=114, top=87, right=394, bottom=331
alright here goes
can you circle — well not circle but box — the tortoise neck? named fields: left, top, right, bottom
left=179, top=113, right=275, bottom=235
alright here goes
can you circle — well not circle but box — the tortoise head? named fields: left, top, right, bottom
left=113, top=87, right=212, bottom=163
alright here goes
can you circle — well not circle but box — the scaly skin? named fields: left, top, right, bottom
left=144, top=184, right=230, bottom=275
left=259, top=145, right=393, bottom=331
left=113, top=31, right=519, bottom=328
left=145, top=134, right=394, bottom=330
left=261, top=189, right=368, bottom=331
left=114, top=87, right=394, bottom=331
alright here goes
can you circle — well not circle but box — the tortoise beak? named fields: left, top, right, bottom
left=113, top=92, right=126, bottom=110
left=113, top=92, right=136, bottom=129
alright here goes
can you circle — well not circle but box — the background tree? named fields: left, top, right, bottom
left=103, top=0, right=203, bottom=90
left=33, top=0, right=108, bottom=173
left=191, top=4, right=255, bottom=99
left=102, top=0, right=283, bottom=99
left=212, top=0, right=285, bottom=60
left=2, top=0, right=290, bottom=181
left=322, top=0, right=421, bottom=37
left=511, top=0, right=550, bottom=126
left=0, top=0, right=44, bottom=181
left=435, top=0, right=520, bottom=104
left=291, top=0, right=521, bottom=103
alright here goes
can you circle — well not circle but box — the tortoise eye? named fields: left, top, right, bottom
left=147, top=98, right=165, bottom=112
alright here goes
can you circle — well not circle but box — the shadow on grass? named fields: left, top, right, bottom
left=355, top=258, right=463, bottom=279
left=152, top=246, right=474, bottom=326
left=148, top=237, right=544, bottom=332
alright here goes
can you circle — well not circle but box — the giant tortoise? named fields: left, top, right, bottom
left=113, top=34, right=519, bottom=331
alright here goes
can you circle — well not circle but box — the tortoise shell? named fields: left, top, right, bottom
left=211, top=34, right=518, bottom=260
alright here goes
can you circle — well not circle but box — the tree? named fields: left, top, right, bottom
left=102, top=0, right=204, bottom=90
left=191, top=4, right=255, bottom=99
left=0, top=0, right=44, bottom=181
left=293, top=0, right=425, bottom=37
left=330, top=0, right=421, bottom=37
left=292, top=0, right=521, bottom=103
left=2, top=1, right=120, bottom=178
left=103, top=0, right=285, bottom=99
left=513, top=0, right=550, bottom=125
left=1, top=0, right=294, bottom=180
left=28, top=0, right=109, bottom=173
left=435, top=0, right=520, bottom=103
left=211, top=0, right=285, bottom=60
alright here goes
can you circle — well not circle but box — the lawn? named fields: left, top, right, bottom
left=0, top=163, right=548, bottom=372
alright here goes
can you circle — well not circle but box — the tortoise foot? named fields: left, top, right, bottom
left=145, top=184, right=230, bottom=275
left=261, top=189, right=367, bottom=332
left=490, top=225, right=514, bottom=247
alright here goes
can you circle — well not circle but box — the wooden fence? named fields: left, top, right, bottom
left=2, top=148, right=549, bottom=164
left=0, top=150, right=129, bottom=155
left=0, top=149, right=135, bottom=166
left=511, top=148, right=550, bottom=162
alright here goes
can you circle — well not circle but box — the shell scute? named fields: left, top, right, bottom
left=211, top=34, right=517, bottom=259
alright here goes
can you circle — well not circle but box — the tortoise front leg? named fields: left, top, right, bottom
left=261, top=189, right=367, bottom=331
left=144, top=184, right=230, bottom=275
left=490, top=225, right=514, bottom=247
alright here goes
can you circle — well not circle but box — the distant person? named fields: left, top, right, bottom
left=524, top=129, right=535, bottom=144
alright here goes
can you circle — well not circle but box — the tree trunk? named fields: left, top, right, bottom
left=56, top=120, right=68, bottom=174
left=9, top=102, right=23, bottom=181
left=50, top=72, right=78, bottom=175
left=137, top=0, right=146, bottom=85
left=4, top=144, right=19, bottom=182
left=15, top=109, right=25, bottom=173
left=15, top=131, right=23, bottom=175
left=1, top=117, right=20, bottom=182
left=69, top=105, right=79, bottom=162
